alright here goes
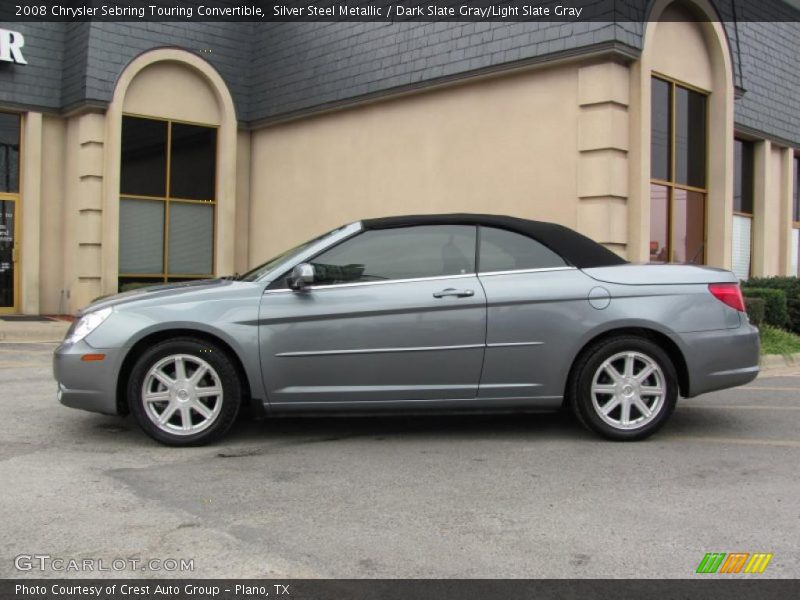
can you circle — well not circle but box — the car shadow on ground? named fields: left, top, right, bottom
left=66, top=399, right=771, bottom=451
left=69, top=408, right=600, bottom=449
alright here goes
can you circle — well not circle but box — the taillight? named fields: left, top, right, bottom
left=709, top=283, right=745, bottom=312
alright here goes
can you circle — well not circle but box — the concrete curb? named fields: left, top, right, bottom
left=759, top=352, right=800, bottom=374
left=0, top=320, right=71, bottom=343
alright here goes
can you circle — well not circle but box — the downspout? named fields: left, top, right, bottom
left=731, top=0, right=746, bottom=97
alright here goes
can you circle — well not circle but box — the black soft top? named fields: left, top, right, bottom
left=361, top=213, right=627, bottom=269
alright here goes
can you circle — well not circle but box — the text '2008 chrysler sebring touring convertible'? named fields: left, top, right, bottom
left=54, top=214, right=759, bottom=446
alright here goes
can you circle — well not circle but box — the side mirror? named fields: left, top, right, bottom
left=288, top=263, right=315, bottom=290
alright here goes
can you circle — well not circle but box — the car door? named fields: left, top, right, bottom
left=476, top=226, right=594, bottom=407
left=259, top=225, right=487, bottom=409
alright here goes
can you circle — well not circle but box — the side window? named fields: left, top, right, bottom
left=479, top=227, right=566, bottom=273
left=309, top=225, right=476, bottom=285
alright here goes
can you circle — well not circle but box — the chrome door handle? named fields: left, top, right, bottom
left=433, top=288, right=475, bottom=298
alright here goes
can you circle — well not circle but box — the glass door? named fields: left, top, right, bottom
left=0, top=197, right=16, bottom=311
left=0, top=112, right=20, bottom=313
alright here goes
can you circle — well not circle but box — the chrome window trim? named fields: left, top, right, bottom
left=262, top=267, right=576, bottom=295
left=263, top=272, right=477, bottom=294
left=478, top=266, right=576, bottom=277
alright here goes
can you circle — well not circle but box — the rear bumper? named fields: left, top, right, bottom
left=53, top=341, right=123, bottom=416
left=677, top=323, right=760, bottom=397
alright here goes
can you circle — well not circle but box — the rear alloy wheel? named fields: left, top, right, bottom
left=570, top=337, right=678, bottom=441
left=128, top=338, right=241, bottom=446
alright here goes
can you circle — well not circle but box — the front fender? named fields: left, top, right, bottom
left=85, top=296, right=266, bottom=407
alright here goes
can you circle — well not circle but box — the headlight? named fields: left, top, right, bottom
left=64, top=307, right=113, bottom=345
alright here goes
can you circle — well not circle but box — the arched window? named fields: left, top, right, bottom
left=111, top=54, right=231, bottom=293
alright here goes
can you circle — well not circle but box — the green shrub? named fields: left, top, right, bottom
left=744, top=276, right=800, bottom=294
left=744, top=297, right=765, bottom=327
left=743, top=277, right=800, bottom=333
left=742, top=288, right=788, bottom=328
left=788, top=298, right=800, bottom=335
left=743, top=287, right=788, bottom=328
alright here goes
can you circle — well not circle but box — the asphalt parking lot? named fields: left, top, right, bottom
left=1, top=342, right=798, bottom=579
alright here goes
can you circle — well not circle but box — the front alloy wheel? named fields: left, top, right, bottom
left=142, top=354, right=224, bottom=436
left=128, top=338, right=241, bottom=446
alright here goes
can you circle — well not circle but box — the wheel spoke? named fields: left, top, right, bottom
left=602, top=361, right=624, bottom=383
left=592, top=384, right=617, bottom=395
left=601, top=396, right=622, bottom=416
left=641, top=386, right=664, bottom=396
left=633, top=397, right=653, bottom=418
left=620, top=400, right=632, bottom=425
left=623, top=353, right=635, bottom=378
left=174, top=357, right=188, bottom=381
left=144, top=390, right=171, bottom=403
left=635, top=364, right=657, bottom=383
left=158, top=403, right=177, bottom=425
left=179, top=405, right=192, bottom=431
left=191, top=401, right=213, bottom=420
left=153, top=370, right=175, bottom=388
left=189, top=364, right=209, bottom=385
left=196, top=386, right=222, bottom=398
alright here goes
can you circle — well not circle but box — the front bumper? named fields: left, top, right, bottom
left=677, top=323, right=760, bottom=398
left=53, top=340, right=124, bottom=416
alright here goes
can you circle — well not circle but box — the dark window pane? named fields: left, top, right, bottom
left=675, top=87, right=706, bottom=188
left=0, top=112, right=21, bottom=193
left=121, top=117, right=167, bottom=197
left=170, top=124, right=216, bottom=200
left=119, top=198, right=165, bottom=274
left=734, top=139, right=754, bottom=214
left=311, top=226, right=476, bottom=284
left=479, top=227, right=566, bottom=272
left=651, top=78, right=671, bottom=181
left=0, top=200, right=16, bottom=307
left=672, top=189, right=705, bottom=264
left=650, top=184, right=669, bottom=263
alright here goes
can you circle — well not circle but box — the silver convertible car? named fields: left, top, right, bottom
left=54, top=214, right=759, bottom=445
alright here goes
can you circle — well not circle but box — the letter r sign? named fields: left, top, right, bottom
left=0, top=29, right=27, bottom=65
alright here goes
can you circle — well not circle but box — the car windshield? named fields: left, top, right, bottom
left=236, top=225, right=349, bottom=282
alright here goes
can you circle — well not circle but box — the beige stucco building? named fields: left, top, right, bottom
left=0, top=1, right=798, bottom=315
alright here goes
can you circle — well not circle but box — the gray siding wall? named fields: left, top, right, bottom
left=0, top=22, right=65, bottom=110
left=249, top=22, right=624, bottom=120
left=1, top=16, right=798, bottom=145
left=732, top=20, right=800, bottom=144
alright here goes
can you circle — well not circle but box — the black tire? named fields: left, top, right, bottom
left=568, top=336, right=678, bottom=441
left=128, top=337, right=241, bottom=446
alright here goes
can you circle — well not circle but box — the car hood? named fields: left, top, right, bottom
left=582, top=264, right=738, bottom=286
left=79, top=279, right=233, bottom=315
